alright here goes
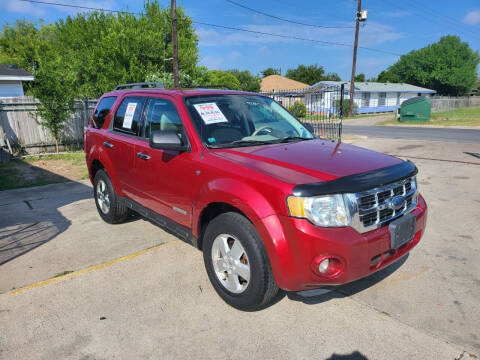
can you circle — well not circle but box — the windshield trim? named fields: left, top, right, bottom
left=182, top=93, right=315, bottom=149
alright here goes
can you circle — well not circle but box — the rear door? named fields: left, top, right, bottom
left=132, top=96, right=196, bottom=227
left=102, top=96, right=147, bottom=198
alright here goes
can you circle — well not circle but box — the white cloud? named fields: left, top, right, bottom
left=463, top=10, right=480, bottom=25
left=197, top=21, right=403, bottom=51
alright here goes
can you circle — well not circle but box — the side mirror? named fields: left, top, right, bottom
left=150, top=130, right=188, bottom=152
left=302, top=122, right=315, bottom=134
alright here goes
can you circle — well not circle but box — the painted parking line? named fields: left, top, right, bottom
left=7, top=240, right=180, bottom=296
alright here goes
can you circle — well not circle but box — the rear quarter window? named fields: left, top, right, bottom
left=113, top=97, right=147, bottom=136
left=92, top=96, right=117, bottom=129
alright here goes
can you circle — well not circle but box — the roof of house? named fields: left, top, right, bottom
left=0, top=64, right=34, bottom=81
left=306, top=81, right=436, bottom=94
left=260, top=75, right=309, bottom=92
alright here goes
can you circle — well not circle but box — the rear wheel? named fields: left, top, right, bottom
left=203, top=212, right=279, bottom=311
left=93, top=169, right=129, bottom=224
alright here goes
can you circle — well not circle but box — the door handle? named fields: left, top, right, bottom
left=136, top=152, right=151, bottom=160
left=103, top=141, right=114, bottom=148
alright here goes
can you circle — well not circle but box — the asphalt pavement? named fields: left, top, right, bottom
left=343, top=125, right=480, bottom=143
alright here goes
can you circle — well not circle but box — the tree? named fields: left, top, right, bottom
left=31, top=56, right=75, bottom=153
left=196, top=69, right=241, bottom=90
left=377, top=36, right=479, bottom=96
left=0, top=1, right=200, bottom=149
left=261, top=67, right=280, bottom=77
left=354, top=73, right=365, bottom=82
left=288, top=101, right=307, bottom=118
left=334, top=99, right=357, bottom=117
left=226, top=69, right=261, bottom=92
left=324, top=72, right=341, bottom=81
left=53, top=1, right=199, bottom=98
left=285, top=64, right=341, bottom=85
left=0, top=1, right=200, bottom=99
left=145, top=70, right=198, bottom=88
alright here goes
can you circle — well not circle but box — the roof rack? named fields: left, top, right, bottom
left=114, top=82, right=164, bottom=91
left=184, top=85, right=232, bottom=90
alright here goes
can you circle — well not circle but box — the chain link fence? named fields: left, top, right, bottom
left=430, top=96, right=480, bottom=113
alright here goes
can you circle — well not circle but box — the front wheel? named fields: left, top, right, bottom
left=203, top=212, right=279, bottom=311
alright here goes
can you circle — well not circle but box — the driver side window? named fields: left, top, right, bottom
left=144, top=98, right=184, bottom=140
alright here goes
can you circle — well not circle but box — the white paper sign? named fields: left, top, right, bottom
left=123, top=102, right=137, bottom=129
left=193, top=103, right=228, bottom=125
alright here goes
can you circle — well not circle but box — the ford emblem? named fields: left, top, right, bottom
left=389, top=195, right=406, bottom=211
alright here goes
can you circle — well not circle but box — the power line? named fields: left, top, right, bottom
left=18, top=0, right=400, bottom=56
left=193, top=21, right=400, bottom=55
left=383, top=0, right=474, bottom=39
left=19, top=0, right=139, bottom=15
left=225, top=0, right=354, bottom=29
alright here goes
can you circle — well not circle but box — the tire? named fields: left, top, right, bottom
left=203, top=212, right=279, bottom=311
left=93, top=169, right=129, bottom=224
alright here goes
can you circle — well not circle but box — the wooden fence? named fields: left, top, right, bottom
left=0, top=96, right=97, bottom=154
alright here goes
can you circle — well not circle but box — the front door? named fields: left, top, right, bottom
left=132, top=96, right=195, bottom=228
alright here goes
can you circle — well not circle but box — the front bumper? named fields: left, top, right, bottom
left=256, top=194, right=427, bottom=291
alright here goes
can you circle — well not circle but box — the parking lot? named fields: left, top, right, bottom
left=1, top=137, right=479, bottom=360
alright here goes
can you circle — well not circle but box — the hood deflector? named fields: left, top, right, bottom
left=292, top=161, right=418, bottom=197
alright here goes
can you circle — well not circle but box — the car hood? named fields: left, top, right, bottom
left=210, top=139, right=402, bottom=184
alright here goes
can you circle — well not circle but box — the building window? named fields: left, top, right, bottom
left=378, top=92, right=386, bottom=106
left=361, top=93, right=370, bottom=107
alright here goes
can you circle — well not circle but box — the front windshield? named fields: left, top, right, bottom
left=184, top=94, right=314, bottom=148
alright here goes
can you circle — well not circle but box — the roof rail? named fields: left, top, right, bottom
left=183, top=85, right=232, bottom=90
left=114, top=82, right=164, bottom=91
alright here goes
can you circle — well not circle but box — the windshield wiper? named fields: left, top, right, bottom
left=276, top=136, right=313, bottom=143
left=208, top=139, right=275, bottom=149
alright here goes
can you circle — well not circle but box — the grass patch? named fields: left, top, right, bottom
left=301, top=113, right=387, bottom=122
left=0, top=151, right=88, bottom=191
left=54, top=270, right=74, bottom=278
left=22, top=152, right=86, bottom=165
left=378, top=107, right=480, bottom=127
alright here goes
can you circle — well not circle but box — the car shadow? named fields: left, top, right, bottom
left=286, top=254, right=409, bottom=305
left=326, top=351, right=369, bottom=360
left=252, top=254, right=409, bottom=311
left=0, top=163, right=92, bottom=266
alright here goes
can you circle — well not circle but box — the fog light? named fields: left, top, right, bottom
left=319, top=259, right=330, bottom=274
left=312, top=255, right=344, bottom=278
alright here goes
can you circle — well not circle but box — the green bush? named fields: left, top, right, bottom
left=334, top=99, right=357, bottom=117
left=288, top=101, right=307, bottom=118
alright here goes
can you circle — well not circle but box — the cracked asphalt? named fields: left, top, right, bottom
left=0, top=138, right=479, bottom=360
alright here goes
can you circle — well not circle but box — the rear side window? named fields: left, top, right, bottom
left=92, top=96, right=116, bottom=129
left=113, top=97, right=146, bottom=136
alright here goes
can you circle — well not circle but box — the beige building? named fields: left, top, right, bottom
left=260, top=75, right=309, bottom=92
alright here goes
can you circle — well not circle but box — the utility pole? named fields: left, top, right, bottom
left=348, top=0, right=363, bottom=117
left=171, top=0, right=179, bottom=88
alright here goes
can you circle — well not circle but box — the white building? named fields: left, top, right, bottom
left=303, top=81, right=436, bottom=114
left=0, top=64, right=34, bottom=98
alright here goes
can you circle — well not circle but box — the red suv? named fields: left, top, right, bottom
left=85, top=83, right=427, bottom=310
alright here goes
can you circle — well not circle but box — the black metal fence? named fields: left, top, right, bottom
left=261, top=84, right=344, bottom=140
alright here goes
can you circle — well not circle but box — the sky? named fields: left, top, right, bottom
left=1, top=0, right=479, bottom=80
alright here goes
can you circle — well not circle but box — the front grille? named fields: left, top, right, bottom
left=355, top=177, right=417, bottom=231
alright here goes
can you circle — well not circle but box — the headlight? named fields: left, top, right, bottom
left=287, top=194, right=350, bottom=227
